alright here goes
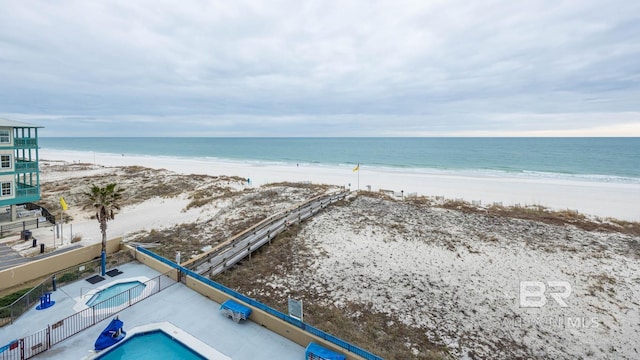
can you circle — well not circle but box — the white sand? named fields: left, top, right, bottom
left=271, top=196, right=640, bottom=359
left=41, top=149, right=640, bottom=221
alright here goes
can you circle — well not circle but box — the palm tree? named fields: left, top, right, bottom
left=85, top=183, right=124, bottom=275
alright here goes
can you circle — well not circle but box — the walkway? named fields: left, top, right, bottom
left=0, top=243, right=24, bottom=270
left=0, top=242, right=82, bottom=271
left=186, top=190, right=349, bottom=275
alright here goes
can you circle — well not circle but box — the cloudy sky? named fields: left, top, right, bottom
left=1, top=0, right=639, bottom=137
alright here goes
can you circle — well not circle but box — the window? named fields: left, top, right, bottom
left=1, top=182, right=11, bottom=196
left=1, top=155, right=10, bottom=169
left=0, top=130, right=9, bottom=144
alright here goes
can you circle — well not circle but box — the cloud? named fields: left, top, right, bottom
left=0, top=0, right=639, bottom=136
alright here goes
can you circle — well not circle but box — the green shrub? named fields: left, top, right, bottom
left=0, top=288, right=32, bottom=307
left=58, top=272, right=77, bottom=283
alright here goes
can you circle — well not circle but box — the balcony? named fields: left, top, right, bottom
left=16, top=183, right=40, bottom=202
left=15, top=160, right=39, bottom=172
left=14, top=138, right=38, bottom=148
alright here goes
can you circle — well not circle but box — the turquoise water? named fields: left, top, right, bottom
left=96, top=330, right=206, bottom=360
left=86, top=281, right=146, bottom=308
left=39, top=137, right=640, bottom=183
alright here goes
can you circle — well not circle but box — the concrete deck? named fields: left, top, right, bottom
left=0, top=262, right=305, bottom=359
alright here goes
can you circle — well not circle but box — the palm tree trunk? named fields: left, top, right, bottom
left=101, top=220, right=107, bottom=276
left=100, top=219, right=108, bottom=253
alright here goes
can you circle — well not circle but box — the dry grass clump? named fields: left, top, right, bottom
left=406, top=195, right=436, bottom=206
left=440, top=199, right=478, bottom=212
left=485, top=204, right=640, bottom=236
left=587, top=273, right=618, bottom=297
left=605, top=219, right=640, bottom=236
left=264, top=181, right=333, bottom=192
left=212, top=175, right=247, bottom=183
left=121, top=165, right=150, bottom=174
left=186, top=186, right=238, bottom=210
left=358, top=190, right=394, bottom=201
left=133, top=223, right=205, bottom=259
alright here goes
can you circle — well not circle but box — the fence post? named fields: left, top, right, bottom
left=46, top=325, right=51, bottom=350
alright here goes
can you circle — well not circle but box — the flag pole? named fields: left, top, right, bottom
left=352, top=163, right=360, bottom=191
left=59, top=196, right=68, bottom=246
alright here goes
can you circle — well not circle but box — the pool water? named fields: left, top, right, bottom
left=86, top=281, right=146, bottom=308
left=96, top=330, right=206, bottom=359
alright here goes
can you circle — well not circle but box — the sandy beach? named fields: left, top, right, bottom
left=10, top=150, right=639, bottom=359
left=41, top=149, right=640, bottom=222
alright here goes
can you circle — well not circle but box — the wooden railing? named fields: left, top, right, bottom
left=184, top=190, right=349, bottom=276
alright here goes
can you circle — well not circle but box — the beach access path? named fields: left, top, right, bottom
left=0, top=237, right=81, bottom=271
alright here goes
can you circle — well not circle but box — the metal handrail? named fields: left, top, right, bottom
left=185, top=189, right=349, bottom=271
left=1, top=270, right=177, bottom=359
left=202, top=191, right=346, bottom=276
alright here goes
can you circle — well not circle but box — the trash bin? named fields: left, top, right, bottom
left=22, top=230, right=32, bottom=241
left=40, top=243, right=45, bottom=253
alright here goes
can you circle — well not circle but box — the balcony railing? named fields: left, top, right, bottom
left=16, top=185, right=39, bottom=199
left=15, top=161, right=38, bottom=172
left=13, top=138, right=38, bottom=148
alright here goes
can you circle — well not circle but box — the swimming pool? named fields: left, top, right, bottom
left=86, top=281, right=146, bottom=309
left=96, top=330, right=205, bottom=360
left=88, top=322, right=231, bottom=360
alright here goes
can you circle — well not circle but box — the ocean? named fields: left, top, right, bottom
left=38, top=137, right=640, bottom=184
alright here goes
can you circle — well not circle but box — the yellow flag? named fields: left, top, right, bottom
left=60, top=196, right=68, bottom=211
left=352, top=164, right=359, bottom=172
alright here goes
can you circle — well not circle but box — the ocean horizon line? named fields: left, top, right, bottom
left=39, top=135, right=640, bottom=139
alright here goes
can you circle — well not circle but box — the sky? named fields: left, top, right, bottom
left=0, top=0, right=639, bottom=137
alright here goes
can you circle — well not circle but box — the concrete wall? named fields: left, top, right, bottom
left=132, top=246, right=366, bottom=359
left=0, top=237, right=121, bottom=290
left=130, top=245, right=179, bottom=281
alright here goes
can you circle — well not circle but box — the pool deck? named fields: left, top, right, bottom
left=0, top=262, right=305, bottom=359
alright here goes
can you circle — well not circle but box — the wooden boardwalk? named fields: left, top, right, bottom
left=182, top=190, right=350, bottom=276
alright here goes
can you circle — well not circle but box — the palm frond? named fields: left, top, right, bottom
left=84, top=183, right=124, bottom=254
